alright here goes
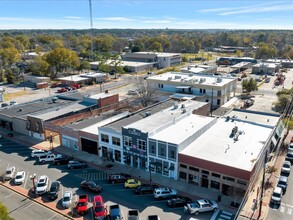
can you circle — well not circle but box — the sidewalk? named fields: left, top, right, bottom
left=0, top=129, right=239, bottom=215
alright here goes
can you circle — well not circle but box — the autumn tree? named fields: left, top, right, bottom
left=29, top=56, right=50, bottom=76
left=0, top=203, right=14, bottom=220
left=135, top=79, right=159, bottom=107
left=45, top=48, right=80, bottom=79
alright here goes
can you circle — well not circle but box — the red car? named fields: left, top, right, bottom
left=76, top=194, right=88, bottom=215
left=93, top=195, right=107, bottom=219
left=57, top=87, right=68, bottom=93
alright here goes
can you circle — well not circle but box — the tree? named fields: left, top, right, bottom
left=0, top=203, right=14, bottom=220
left=135, top=79, right=159, bottom=107
left=5, top=69, right=14, bottom=84
left=78, top=60, right=91, bottom=72
left=45, top=48, right=80, bottom=79
left=274, top=88, right=293, bottom=112
left=149, top=42, right=163, bottom=52
left=241, top=78, right=258, bottom=94
left=29, top=56, right=50, bottom=76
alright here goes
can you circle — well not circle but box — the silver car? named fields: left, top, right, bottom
left=62, top=191, right=72, bottom=208
left=5, top=166, right=16, bottom=180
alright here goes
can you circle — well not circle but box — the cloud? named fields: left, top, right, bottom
left=95, top=17, right=135, bottom=21
left=63, top=16, right=81, bottom=20
left=142, top=20, right=172, bottom=24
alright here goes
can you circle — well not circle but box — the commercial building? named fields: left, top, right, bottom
left=147, top=72, right=237, bottom=110
left=180, top=64, right=217, bottom=75
left=216, top=57, right=257, bottom=66
left=122, top=52, right=182, bottom=69
left=178, top=109, right=281, bottom=196
left=252, top=63, right=280, bottom=75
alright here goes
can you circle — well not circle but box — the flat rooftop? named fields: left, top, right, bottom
left=58, top=75, right=87, bottom=82
left=147, top=72, right=236, bottom=87
left=226, top=109, right=280, bottom=128
left=124, top=100, right=208, bottom=134
left=180, top=118, right=274, bottom=172
left=31, top=102, right=95, bottom=121
left=91, top=60, right=154, bottom=67
left=102, top=99, right=177, bottom=132
left=0, top=98, right=76, bottom=118
left=134, top=52, right=181, bottom=57
left=150, top=114, right=215, bottom=145
left=89, top=93, right=115, bottom=99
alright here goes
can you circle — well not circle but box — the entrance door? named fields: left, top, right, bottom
left=81, top=138, right=98, bottom=155
left=201, top=175, right=209, bottom=188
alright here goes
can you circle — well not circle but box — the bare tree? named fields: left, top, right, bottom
left=135, top=78, right=159, bottom=107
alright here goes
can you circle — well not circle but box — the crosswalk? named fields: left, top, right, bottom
left=274, top=203, right=293, bottom=216
left=75, top=172, right=108, bottom=181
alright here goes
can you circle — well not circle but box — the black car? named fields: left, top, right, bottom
left=80, top=180, right=103, bottom=193
left=108, top=173, right=131, bottom=184
left=286, top=152, right=293, bottom=163
left=167, top=196, right=192, bottom=208
left=68, top=160, right=87, bottom=169
left=135, top=184, right=157, bottom=195
left=48, top=181, right=60, bottom=200
left=53, top=155, right=70, bottom=165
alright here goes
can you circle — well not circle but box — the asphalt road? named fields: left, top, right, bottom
left=0, top=185, right=65, bottom=220
left=0, top=137, right=215, bottom=220
left=267, top=166, right=293, bottom=220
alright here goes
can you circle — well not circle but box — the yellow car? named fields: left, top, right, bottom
left=124, top=179, right=141, bottom=189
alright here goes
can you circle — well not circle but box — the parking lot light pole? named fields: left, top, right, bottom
left=30, top=173, right=36, bottom=192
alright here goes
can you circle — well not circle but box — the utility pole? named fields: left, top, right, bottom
left=88, top=0, right=94, bottom=61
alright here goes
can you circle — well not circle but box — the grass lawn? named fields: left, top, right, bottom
left=3, top=90, right=29, bottom=101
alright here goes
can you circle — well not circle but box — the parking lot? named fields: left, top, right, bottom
left=0, top=137, right=215, bottom=220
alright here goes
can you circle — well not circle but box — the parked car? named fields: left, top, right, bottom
left=62, top=191, right=73, bottom=209
left=134, top=184, right=157, bottom=195
left=10, top=101, right=17, bottom=105
left=167, top=195, right=192, bottom=208
left=68, top=160, right=87, bottom=169
left=93, top=195, right=107, bottom=219
left=48, top=181, right=60, bottom=200
left=14, top=171, right=25, bottom=185
left=4, top=166, right=16, bottom=181
left=124, top=179, right=141, bottom=189
left=271, top=186, right=282, bottom=204
left=281, top=161, right=291, bottom=174
left=108, top=173, right=131, bottom=184
left=147, top=215, right=160, bottom=220
left=127, top=89, right=138, bottom=95
left=153, top=187, right=177, bottom=199
left=128, top=209, right=140, bottom=220
left=80, top=180, right=103, bottom=193
left=31, top=149, right=51, bottom=158
left=53, top=155, right=70, bottom=165
left=109, top=204, right=124, bottom=220
left=288, top=143, right=293, bottom=152
left=36, top=175, right=49, bottom=195
left=184, top=199, right=218, bottom=215
left=76, top=194, right=88, bottom=215
left=39, top=153, right=62, bottom=163
left=286, top=152, right=293, bottom=163
left=57, top=87, right=68, bottom=93
left=277, top=176, right=288, bottom=193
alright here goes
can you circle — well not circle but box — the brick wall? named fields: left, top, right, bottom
left=99, top=94, right=119, bottom=107
left=192, top=102, right=211, bottom=116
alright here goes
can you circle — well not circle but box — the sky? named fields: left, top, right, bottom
left=1, top=0, right=293, bottom=30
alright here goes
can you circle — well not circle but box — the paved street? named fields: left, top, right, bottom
left=0, top=137, right=215, bottom=220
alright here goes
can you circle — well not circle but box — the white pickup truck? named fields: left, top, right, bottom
left=38, top=153, right=62, bottom=163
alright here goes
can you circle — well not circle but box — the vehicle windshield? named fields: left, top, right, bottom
left=272, top=192, right=281, bottom=197
left=6, top=171, right=11, bottom=174
left=95, top=207, right=104, bottom=212
left=190, top=202, right=200, bottom=208
left=77, top=202, right=87, bottom=207
left=284, top=164, right=290, bottom=168
left=279, top=180, right=286, bottom=185
left=63, top=196, right=70, bottom=202
left=37, top=182, right=46, bottom=187
left=15, top=175, right=22, bottom=179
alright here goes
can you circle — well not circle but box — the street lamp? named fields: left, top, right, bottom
left=30, top=173, right=37, bottom=192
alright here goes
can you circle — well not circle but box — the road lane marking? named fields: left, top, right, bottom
left=288, top=208, right=292, bottom=215
left=24, top=171, right=29, bottom=188
left=280, top=206, right=285, bottom=213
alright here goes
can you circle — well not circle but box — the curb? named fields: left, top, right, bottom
left=0, top=182, right=75, bottom=220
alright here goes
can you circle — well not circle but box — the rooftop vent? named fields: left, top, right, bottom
left=173, top=102, right=178, bottom=109
left=181, top=104, right=185, bottom=109
left=167, top=77, right=173, bottom=81
left=18, top=108, right=23, bottom=112
left=144, top=111, right=151, bottom=117
left=182, top=108, right=187, bottom=114
left=217, top=77, right=222, bottom=83
left=230, top=126, right=238, bottom=138
left=174, top=75, right=181, bottom=80
left=52, top=97, right=59, bottom=103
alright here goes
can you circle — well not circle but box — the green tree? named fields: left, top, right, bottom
left=149, top=42, right=163, bottom=52
left=0, top=203, right=14, bottom=220
left=79, top=60, right=91, bottom=72
left=45, top=48, right=80, bottom=79
left=241, top=78, right=258, bottom=94
left=5, top=69, right=15, bottom=84
left=29, top=56, right=50, bottom=76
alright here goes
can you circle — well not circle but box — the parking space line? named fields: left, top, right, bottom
left=288, top=208, right=292, bottom=215
left=47, top=213, right=57, bottom=220
left=280, top=206, right=285, bottom=213
left=22, top=202, right=35, bottom=210
left=24, top=170, right=29, bottom=188
left=5, top=192, right=15, bottom=198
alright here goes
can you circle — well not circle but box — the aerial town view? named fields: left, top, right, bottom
left=0, top=1, right=293, bottom=220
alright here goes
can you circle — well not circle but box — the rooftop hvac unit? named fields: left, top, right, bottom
left=199, top=78, right=205, bottom=83
left=194, top=79, right=199, bottom=83
left=173, top=102, right=178, bottom=109
left=168, top=77, right=173, bottom=80
left=175, top=75, right=182, bottom=79
left=182, top=108, right=187, bottom=114
left=217, top=77, right=222, bottom=83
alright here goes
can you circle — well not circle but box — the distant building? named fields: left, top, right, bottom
left=122, top=52, right=182, bottom=69
left=147, top=72, right=237, bottom=110
left=252, top=63, right=280, bottom=75
left=216, top=57, right=257, bottom=66
left=180, top=64, right=217, bottom=75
